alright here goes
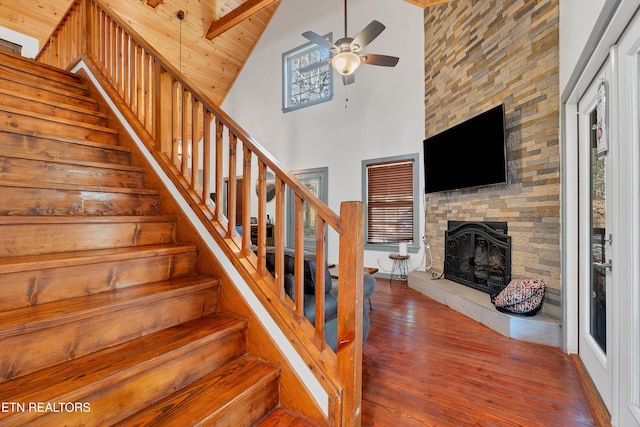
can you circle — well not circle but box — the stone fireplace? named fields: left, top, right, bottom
left=442, top=221, right=511, bottom=293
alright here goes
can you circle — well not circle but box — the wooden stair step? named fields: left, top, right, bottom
left=116, top=354, right=281, bottom=427
left=0, top=62, right=89, bottom=97
left=0, top=49, right=86, bottom=89
left=0, top=73, right=98, bottom=111
left=0, top=215, right=178, bottom=257
left=0, top=276, right=220, bottom=382
left=0, top=87, right=108, bottom=127
left=256, top=408, right=324, bottom=427
left=0, top=244, right=198, bottom=311
left=0, top=106, right=119, bottom=145
left=0, top=154, right=144, bottom=188
left=0, top=181, right=160, bottom=216
left=0, top=313, right=247, bottom=426
left=0, top=129, right=131, bottom=166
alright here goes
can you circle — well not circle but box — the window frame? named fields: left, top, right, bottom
left=282, top=35, right=333, bottom=113
left=362, top=153, right=420, bottom=252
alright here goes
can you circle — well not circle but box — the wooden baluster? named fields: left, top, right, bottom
left=137, top=47, right=144, bottom=122
left=227, top=132, right=238, bottom=239
left=314, top=217, right=327, bottom=350
left=274, top=176, right=285, bottom=300
left=171, top=81, right=181, bottom=168
left=181, top=89, right=190, bottom=179
left=202, top=110, right=213, bottom=207
left=122, top=33, right=130, bottom=105
left=191, top=99, right=201, bottom=192
left=116, top=25, right=123, bottom=96
left=214, top=121, right=224, bottom=222
left=84, top=0, right=89, bottom=58
left=293, top=195, right=305, bottom=321
left=145, top=53, right=153, bottom=132
left=256, top=162, right=268, bottom=277
left=241, top=145, right=252, bottom=254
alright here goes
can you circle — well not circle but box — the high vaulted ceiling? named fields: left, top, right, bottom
left=0, top=0, right=451, bottom=104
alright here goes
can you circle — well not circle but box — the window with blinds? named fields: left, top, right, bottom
left=364, top=155, right=418, bottom=246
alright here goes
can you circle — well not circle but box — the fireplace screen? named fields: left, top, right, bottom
left=443, top=221, right=511, bottom=293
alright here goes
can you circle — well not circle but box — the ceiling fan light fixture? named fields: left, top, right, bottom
left=332, top=51, right=361, bottom=75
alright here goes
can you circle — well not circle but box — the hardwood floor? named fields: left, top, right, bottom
left=362, top=278, right=596, bottom=426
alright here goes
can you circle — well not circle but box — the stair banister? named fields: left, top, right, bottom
left=36, top=0, right=364, bottom=425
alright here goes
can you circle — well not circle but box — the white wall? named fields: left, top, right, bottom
left=222, top=0, right=426, bottom=271
left=0, top=25, right=39, bottom=58
left=559, top=0, right=607, bottom=92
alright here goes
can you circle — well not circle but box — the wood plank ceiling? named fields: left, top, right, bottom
left=0, top=0, right=451, bottom=104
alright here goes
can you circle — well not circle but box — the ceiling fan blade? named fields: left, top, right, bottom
left=302, top=31, right=336, bottom=51
left=350, top=20, right=385, bottom=52
left=342, top=74, right=355, bottom=85
left=360, top=54, right=399, bottom=67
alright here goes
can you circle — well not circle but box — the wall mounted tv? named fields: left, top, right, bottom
left=423, top=104, right=507, bottom=194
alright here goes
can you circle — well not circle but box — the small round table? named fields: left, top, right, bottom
left=389, top=253, right=410, bottom=282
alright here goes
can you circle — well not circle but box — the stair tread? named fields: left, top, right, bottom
left=0, top=243, right=197, bottom=275
left=0, top=312, right=246, bottom=403
left=256, top=408, right=323, bottom=427
left=0, top=128, right=130, bottom=155
left=0, top=215, right=177, bottom=225
left=0, top=72, right=96, bottom=104
left=0, top=62, right=89, bottom=95
left=0, top=180, right=159, bottom=196
left=0, top=87, right=107, bottom=119
left=0, top=276, right=219, bottom=337
left=0, top=50, right=84, bottom=86
left=116, top=354, right=281, bottom=426
left=0, top=105, right=118, bottom=135
left=1, top=152, right=143, bottom=173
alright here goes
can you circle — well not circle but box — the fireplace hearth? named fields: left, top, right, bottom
left=442, top=221, right=511, bottom=293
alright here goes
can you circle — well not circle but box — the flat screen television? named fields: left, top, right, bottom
left=423, top=104, right=507, bottom=194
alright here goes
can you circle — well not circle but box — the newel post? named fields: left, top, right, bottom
left=336, top=201, right=364, bottom=426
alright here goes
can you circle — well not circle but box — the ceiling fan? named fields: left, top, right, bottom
left=301, top=0, right=399, bottom=85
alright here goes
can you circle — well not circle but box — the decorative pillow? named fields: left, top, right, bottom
left=493, top=278, right=546, bottom=316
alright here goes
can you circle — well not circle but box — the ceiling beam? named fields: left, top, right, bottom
left=146, top=0, right=163, bottom=8
left=205, top=0, right=280, bottom=40
left=404, top=0, right=453, bottom=7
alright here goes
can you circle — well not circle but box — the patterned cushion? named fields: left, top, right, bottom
left=493, top=278, right=546, bottom=316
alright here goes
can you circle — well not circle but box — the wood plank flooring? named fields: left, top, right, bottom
left=362, top=278, right=596, bottom=426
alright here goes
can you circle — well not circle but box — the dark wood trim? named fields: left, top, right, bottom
left=146, top=0, right=163, bottom=8
left=569, top=354, right=612, bottom=427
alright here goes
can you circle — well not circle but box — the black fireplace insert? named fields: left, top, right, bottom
left=443, top=221, right=511, bottom=293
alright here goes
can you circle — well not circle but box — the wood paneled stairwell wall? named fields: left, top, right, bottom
left=0, top=49, right=319, bottom=426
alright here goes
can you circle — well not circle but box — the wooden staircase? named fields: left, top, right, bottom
left=0, top=50, right=310, bottom=426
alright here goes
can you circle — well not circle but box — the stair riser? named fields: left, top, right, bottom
left=0, top=186, right=160, bottom=216
left=1, top=327, right=246, bottom=426
left=0, top=64, right=89, bottom=98
left=0, top=91, right=107, bottom=127
left=0, top=77, right=97, bottom=110
left=0, top=287, right=218, bottom=383
left=0, top=131, right=131, bottom=166
left=0, top=110, right=118, bottom=145
left=0, top=51, right=85, bottom=88
left=0, top=252, right=197, bottom=311
left=0, top=156, right=143, bottom=188
left=0, top=221, right=176, bottom=256
left=209, top=379, right=280, bottom=427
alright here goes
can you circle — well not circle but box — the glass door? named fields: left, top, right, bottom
left=578, top=66, right=613, bottom=411
left=286, top=167, right=328, bottom=252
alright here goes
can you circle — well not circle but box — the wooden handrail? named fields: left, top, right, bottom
left=36, top=1, right=363, bottom=425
